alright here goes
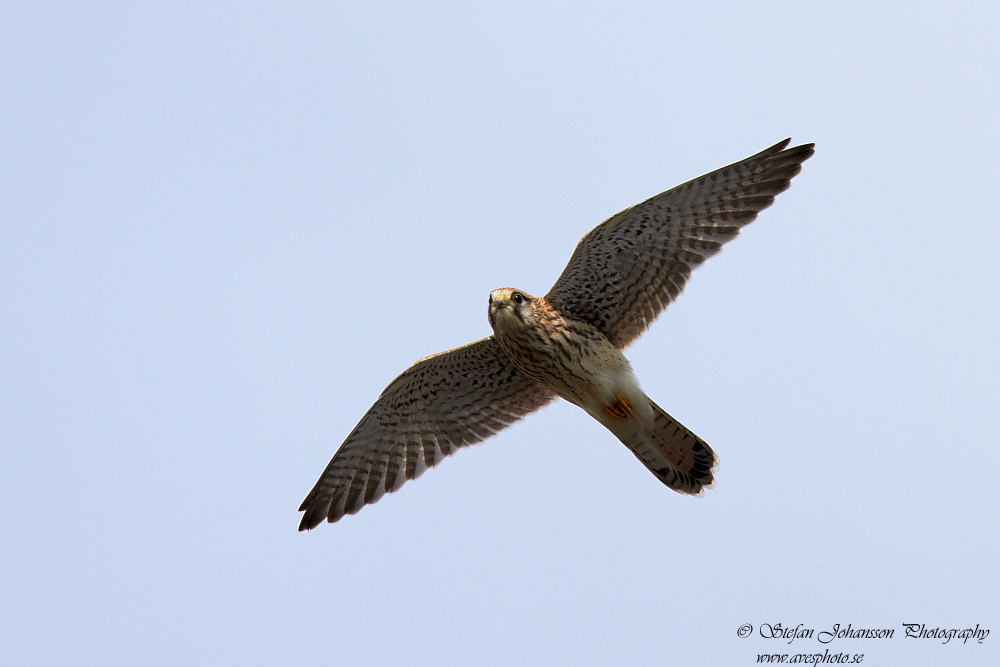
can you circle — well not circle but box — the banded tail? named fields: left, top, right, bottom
left=621, top=398, right=717, bottom=494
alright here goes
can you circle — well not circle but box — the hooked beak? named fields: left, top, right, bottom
left=488, top=294, right=511, bottom=329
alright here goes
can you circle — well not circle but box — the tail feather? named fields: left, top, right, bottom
left=626, top=399, right=717, bottom=494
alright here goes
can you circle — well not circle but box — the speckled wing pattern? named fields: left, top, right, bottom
left=546, top=139, right=815, bottom=349
left=298, top=337, right=554, bottom=529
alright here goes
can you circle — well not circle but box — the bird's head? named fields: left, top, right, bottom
left=488, top=287, right=536, bottom=333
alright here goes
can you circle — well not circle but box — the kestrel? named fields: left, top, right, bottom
left=299, top=138, right=814, bottom=530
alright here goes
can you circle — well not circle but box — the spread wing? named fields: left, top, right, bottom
left=298, top=337, right=554, bottom=529
left=545, top=139, right=814, bottom=348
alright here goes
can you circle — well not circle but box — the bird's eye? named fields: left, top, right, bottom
left=512, top=293, right=524, bottom=304
left=489, top=295, right=493, bottom=305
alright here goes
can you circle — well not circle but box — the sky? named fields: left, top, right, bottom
left=2, top=2, right=998, bottom=666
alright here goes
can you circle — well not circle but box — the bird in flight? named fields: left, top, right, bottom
left=299, top=138, right=814, bottom=530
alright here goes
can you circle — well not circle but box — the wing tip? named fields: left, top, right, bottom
left=768, top=137, right=792, bottom=154
left=298, top=494, right=335, bottom=531
left=760, top=138, right=815, bottom=166
left=776, top=140, right=816, bottom=163
left=297, top=510, right=322, bottom=532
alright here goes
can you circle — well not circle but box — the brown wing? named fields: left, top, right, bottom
left=545, top=139, right=814, bottom=348
left=298, top=337, right=554, bottom=529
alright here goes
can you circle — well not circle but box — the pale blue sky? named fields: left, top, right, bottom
left=2, top=3, right=998, bottom=666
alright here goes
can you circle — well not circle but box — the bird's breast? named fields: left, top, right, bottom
left=493, top=308, right=631, bottom=409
